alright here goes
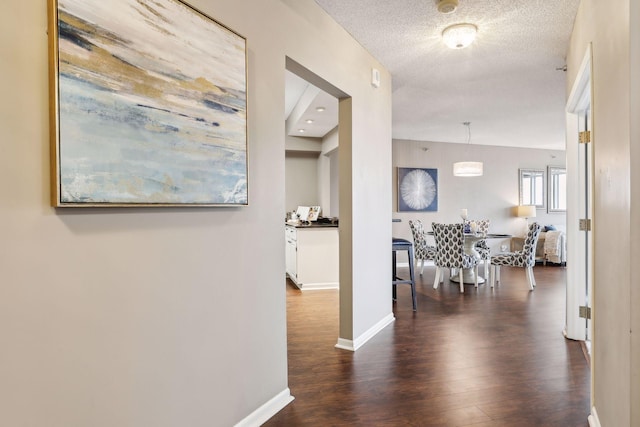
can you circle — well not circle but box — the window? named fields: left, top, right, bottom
left=519, top=168, right=545, bottom=209
left=548, top=166, right=567, bottom=212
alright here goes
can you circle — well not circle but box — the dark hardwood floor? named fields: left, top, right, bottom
left=265, top=264, right=590, bottom=426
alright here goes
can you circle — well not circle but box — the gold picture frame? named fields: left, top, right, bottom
left=48, top=0, right=248, bottom=207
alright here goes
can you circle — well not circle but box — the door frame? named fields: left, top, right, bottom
left=565, top=43, right=594, bottom=341
left=564, top=42, right=595, bottom=402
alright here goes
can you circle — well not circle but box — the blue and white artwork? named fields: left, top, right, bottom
left=53, top=0, right=247, bottom=205
left=398, top=167, right=438, bottom=212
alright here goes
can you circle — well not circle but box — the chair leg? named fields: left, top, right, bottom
left=484, top=259, right=490, bottom=280
left=458, top=268, right=464, bottom=293
left=474, top=264, right=479, bottom=288
left=433, top=267, right=441, bottom=289
left=531, top=268, right=536, bottom=289
left=491, top=265, right=501, bottom=287
left=526, top=267, right=536, bottom=290
left=411, top=280, right=417, bottom=311
left=420, top=259, right=425, bottom=276
left=407, top=247, right=417, bottom=310
left=490, top=265, right=495, bottom=288
left=407, top=247, right=415, bottom=284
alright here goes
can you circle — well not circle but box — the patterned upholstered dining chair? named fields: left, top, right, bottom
left=408, top=219, right=437, bottom=276
left=431, top=223, right=479, bottom=293
left=490, top=222, right=542, bottom=291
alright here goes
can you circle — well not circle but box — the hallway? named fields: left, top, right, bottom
left=266, top=265, right=590, bottom=426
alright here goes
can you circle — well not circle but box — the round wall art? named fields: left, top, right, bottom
left=397, top=167, right=438, bottom=212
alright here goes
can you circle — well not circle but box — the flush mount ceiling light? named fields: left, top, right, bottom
left=442, top=23, right=477, bottom=49
left=316, top=106, right=326, bottom=112
left=436, top=0, right=458, bottom=14
left=305, top=119, right=314, bottom=124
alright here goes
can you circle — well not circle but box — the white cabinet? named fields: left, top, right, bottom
left=285, top=225, right=339, bottom=290
left=285, top=226, right=298, bottom=279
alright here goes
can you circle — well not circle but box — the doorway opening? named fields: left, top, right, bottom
left=283, top=56, right=352, bottom=349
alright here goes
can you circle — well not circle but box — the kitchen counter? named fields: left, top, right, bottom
left=285, top=221, right=338, bottom=228
left=285, top=224, right=339, bottom=290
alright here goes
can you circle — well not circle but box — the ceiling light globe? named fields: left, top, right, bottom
left=442, top=23, right=478, bottom=49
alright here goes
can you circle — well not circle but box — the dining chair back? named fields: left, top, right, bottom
left=490, top=222, right=542, bottom=290
left=431, top=223, right=478, bottom=293
left=408, top=219, right=437, bottom=276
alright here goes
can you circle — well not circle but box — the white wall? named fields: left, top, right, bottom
left=566, top=1, right=638, bottom=426
left=285, top=152, right=320, bottom=212
left=321, top=127, right=339, bottom=218
left=392, top=139, right=567, bottom=253
left=285, top=127, right=338, bottom=219
left=0, top=0, right=392, bottom=426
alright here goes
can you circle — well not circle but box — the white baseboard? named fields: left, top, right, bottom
left=335, top=313, right=395, bottom=352
left=288, top=275, right=339, bottom=291
left=335, top=337, right=356, bottom=351
left=234, top=388, right=294, bottom=427
left=588, top=406, right=601, bottom=427
left=396, top=260, right=435, bottom=268
left=299, top=282, right=339, bottom=291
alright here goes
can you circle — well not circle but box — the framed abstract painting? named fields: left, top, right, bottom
left=397, top=167, right=438, bottom=212
left=48, top=0, right=247, bottom=206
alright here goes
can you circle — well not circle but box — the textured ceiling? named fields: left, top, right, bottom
left=312, top=0, right=580, bottom=149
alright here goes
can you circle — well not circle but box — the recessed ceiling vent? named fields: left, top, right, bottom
left=436, top=0, right=458, bottom=14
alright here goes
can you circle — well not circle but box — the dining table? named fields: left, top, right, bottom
left=427, top=231, right=512, bottom=285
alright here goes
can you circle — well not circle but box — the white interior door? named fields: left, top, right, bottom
left=578, top=111, right=593, bottom=345
left=565, top=45, right=593, bottom=345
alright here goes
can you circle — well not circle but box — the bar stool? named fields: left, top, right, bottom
left=392, top=237, right=417, bottom=311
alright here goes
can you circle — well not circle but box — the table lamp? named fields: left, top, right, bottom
left=516, top=205, right=536, bottom=234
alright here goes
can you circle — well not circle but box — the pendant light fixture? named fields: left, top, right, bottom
left=453, top=122, right=483, bottom=177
